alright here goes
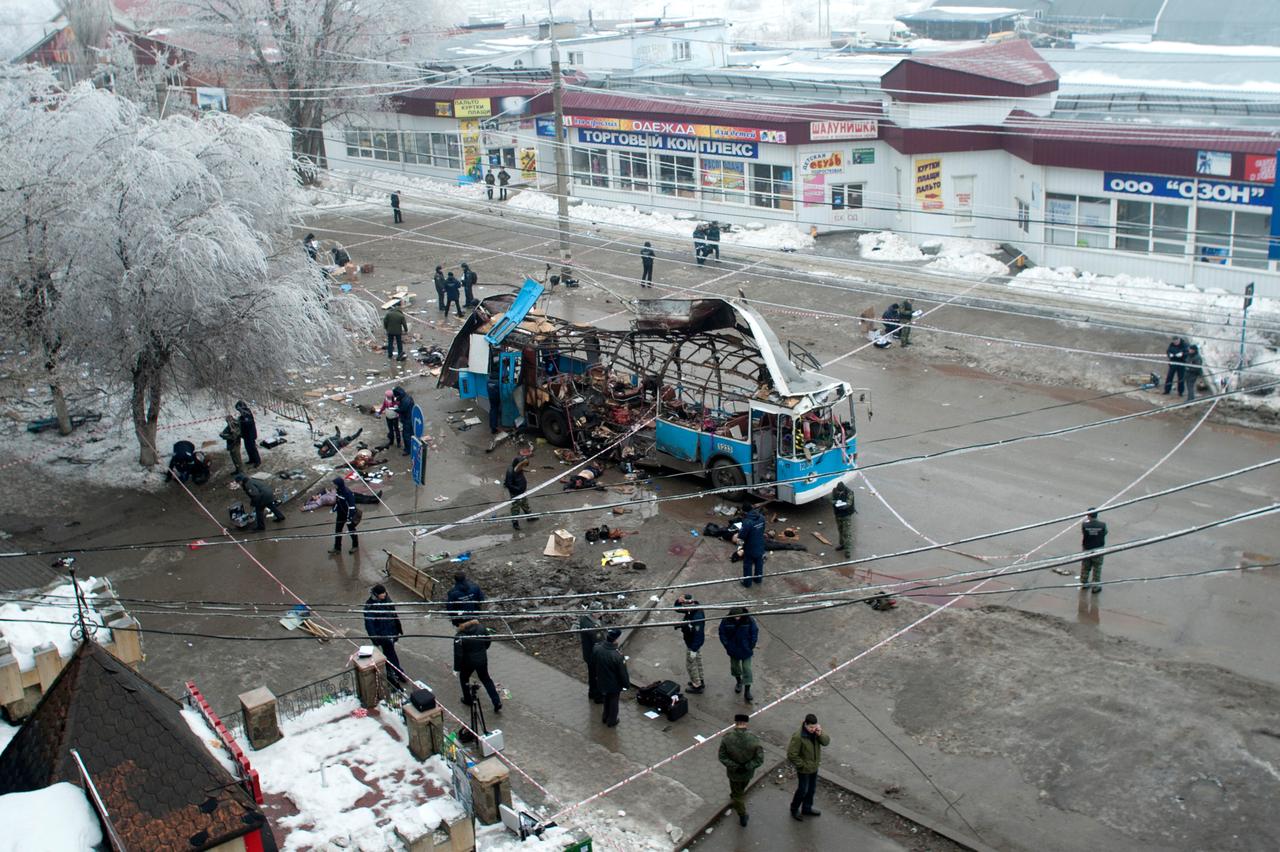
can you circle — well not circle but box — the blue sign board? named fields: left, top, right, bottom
left=535, top=116, right=558, bottom=138
left=1270, top=149, right=1280, bottom=261
left=410, top=404, right=425, bottom=486
left=1103, top=171, right=1272, bottom=208
left=576, top=128, right=759, bottom=159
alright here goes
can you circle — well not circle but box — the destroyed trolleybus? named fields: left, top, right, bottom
left=438, top=281, right=861, bottom=505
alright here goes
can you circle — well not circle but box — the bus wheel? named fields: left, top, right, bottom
left=708, top=457, right=746, bottom=495
left=541, top=407, right=571, bottom=447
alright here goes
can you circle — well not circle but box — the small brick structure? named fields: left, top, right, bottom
left=404, top=701, right=445, bottom=760
left=354, top=648, right=386, bottom=708
left=467, top=757, right=512, bottom=825
left=238, top=686, right=282, bottom=750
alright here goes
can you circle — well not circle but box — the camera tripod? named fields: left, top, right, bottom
left=456, top=681, right=490, bottom=745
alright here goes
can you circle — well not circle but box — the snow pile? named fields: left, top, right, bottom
left=301, top=164, right=487, bottom=211
left=857, top=230, right=925, bottom=261
left=0, top=578, right=111, bottom=670
left=923, top=236, right=1003, bottom=257
left=507, top=191, right=816, bottom=252
left=925, top=251, right=1008, bottom=277
left=0, top=782, right=103, bottom=852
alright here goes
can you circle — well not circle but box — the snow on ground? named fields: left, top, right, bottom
left=0, top=782, right=103, bottom=852
left=298, top=165, right=488, bottom=213
left=859, top=231, right=1006, bottom=275
left=925, top=251, right=1009, bottom=277
left=858, top=230, right=924, bottom=261
left=0, top=718, right=17, bottom=754
left=0, top=578, right=112, bottom=670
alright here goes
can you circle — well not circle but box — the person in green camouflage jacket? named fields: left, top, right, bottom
left=718, top=713, right=765, bottom=827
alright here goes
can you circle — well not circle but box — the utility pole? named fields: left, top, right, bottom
left=548, top=2, right=573, bottom=287
left=1237, top=282, right=1254, bottom=390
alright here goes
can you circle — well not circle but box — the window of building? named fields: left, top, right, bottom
left=571, top=147, right=609, bottom=187
left=1197, top=208, right=1273, bottom=269
left=673, top=41, right=692, bottom=61
left=1116, top=200, right=1188, bottom=256
left=751, top=163, right=793, bottom=210
left=1046, top=193, right=1109, bottom=248
left=567, top=51, right=584, bottom=64
left=831, top=183, right=864, bottom=211
left=1233, top=211, right=1273, bottom=269
left=399, top=131, right=460, bottom=169
left=656, top=154, right=696, bottom=197
left=487, top=147, right=516, bottom=168
left=370, top=130, right=400, bottom=162
left=700, top=159, right=746, bottom=203
left=1016, top=198, right=1030, bottom=232
left=345, top=127, right=410, bottom=162
left=617, top=152, right=650, bottom=192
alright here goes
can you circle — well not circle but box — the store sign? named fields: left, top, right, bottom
left=914, top=157, right=943, bottom=210
left=1103, top=171, right=1272, bottom=208
left=1196, top=150, right=1232, bottom=177
left=519, top=147, right=537, bottom=180
left=809, top=119, right=878, bottom=141
left=1245, top=154, right=1275, bottom=184
left=435, top=101, right=454, bottom=117
left=453, top=98, right=492, bottom=118
left=801, top=151, right=844, bottom=173
left=576, top=128, right=758, bottom=159
left=802, top=174, right=826, bottom=206
left=850, top=147, right=875, bottom=164
left=1269, top=149, right=1280, bottom=261
left=460, top=119, right=482, bottom=180
left=566, top=115, right=785, bottom=143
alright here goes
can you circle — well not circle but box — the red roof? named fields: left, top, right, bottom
left=1004, top=112, right=1280, bottom=155
left=883, top=41, right=1059, bottom=103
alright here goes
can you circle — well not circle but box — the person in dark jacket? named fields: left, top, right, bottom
left=787, top=713, right=830, bottom=819
left=639, top=241, right=655, bottom=286
left=578, top=607, right=605, bottom=703
left=707, top=222, right=721, bottom=260
left=1080, top=509, right=1107, bottom=593
left=484, top=170, right=496, bottom=199
left=1184, top=344, right=1204, bottom=402
left=234, top=474, right=284, bottom=530
left=831, top=481, right=856, bottom=558
left=693, top=224, right=708, bottom=265
left=674, top=593, right=706, bottom=693
left=593, top=628, right=630, bottom=727
left=364, top=583, right=405, bottom=687
left=882, top=303, right=900, bottom=338
left=433, top=265, right=446, bottom=311
left=446, top=572, right=485, bottom=626
left=504, top=456, right=535, bottom=529
left=443, top=272, right=463, bottom=317
left=461, top=262, right=479, bottom=307
left=332, top=244, right=351, bottom=267
left=897, top=298, right=914, bottom=346
left=719, top=713, right=764, bottom=827
left=330, top=477, right=359, bottom=553
left=1164, top=337, right=1189, bottom=395
left=220, top=415, right=244, bottom=475
left=167, top=440, right=209, bottom=485
left=718, top=608, right=758, bottom=703
left=383, top=302, right=408, bottom=361
left=392, top=386, right=414, bottom=456
left=454, top=618, right=502, bottom=712
left=733, top=508, right=767, bottom=586
left=235, top=400, right=261, bottom=467
left=498, top=167, right=511, bottom=200
left=390, top=190, right=402, bottom=224
left=303, top=233, right=319, bottom=262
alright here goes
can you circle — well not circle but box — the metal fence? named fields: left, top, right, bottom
left=218, top=669, right=359, bottom=742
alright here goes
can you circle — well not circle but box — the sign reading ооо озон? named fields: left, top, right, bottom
left=1103, top=172, right=1272, bottom=208
left=576, top=128, right=759, bottom=159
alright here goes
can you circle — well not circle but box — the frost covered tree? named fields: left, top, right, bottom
left=143, top=0, right=414, bottom=183
left=0, top=72, right=373, bottom=465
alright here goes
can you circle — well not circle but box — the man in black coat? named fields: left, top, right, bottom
left=1164, top=336, right=1189, bottom=396
left=444, top=272, right=463, bottom=317
left=707, top=222, right=721, bottom=260
left=433, top=265, right=446, bottom=312
left=578, top=607, right=605, bottom=703
left=461, top=262, right=479, bottom=307
left=446, top=572, right=486, bottom=626
left=391, top=190, right=402, bottom=224
left=592, top=628, right=630, bottom=727
left=639, top=242, right=655, bottom=287
left=235, top=400, right=261, bottom=467
left=234, top=474, right=284, bottom=530
left=392, top=386, right=414, bottom=456
left=498, top=167, right=511, bottom=200
left=364, top=583, right=405, bottom=687
left=674, top=593, right=706, bottom=693
left=454, top=618, right=502, bottom=712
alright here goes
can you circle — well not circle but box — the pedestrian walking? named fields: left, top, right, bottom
left=484, top=170, right=496, bottom=200
left=674, top=593, right=706, bottom=693
left=1080, top=509, right=1107, bottom=593
left=639, top=241, right=655, bottom=286
left=234, top=474, right=285, bottom=530
left=787, top=713, right=830, bottom=820
left=719, top=713, right=764, bottom=827
left=391, top=190, right=402, bottom=224
left=578, top=605, right=605, bottom=703
left=392, top=386, right=415, bottom=456
left=831, top=481, right=855, bottom=558
left=220, top=415, right=244, bottom=475
left=364, top=583, right=406, bottom=687
left=446, top=571, right=486, bottom=626
left=383, top=301, right=408, bottom=361
left=433, top=265, right=446, bottom=312
left=461, top=262, right=479, bottom=307
left=733, top=507, right=767, bottom=586
left=707, top=221, right=721, bottom=260
left=505, top=456, right=536, bottom=529
left=330, top=477, right=360, bottom=554
left=1164, top=336, right=1189, bottom=395
left=593, top=628, right=630, bottom=727
left=235, top=400, right=261, bottom=467
left=718, top=607, right=758, bottom=703
left=443, top=272, right=463, bottom=317
left=498, top=166, right=510, bottom=200
left=303, top=233, right=319, bottom=262
left=898, top=298, right=914, bottom=346
left=373, top=389, right=402, bottom=450
left=1185, top=344, right=1203, bottom=401
left=454, top=618, right=503, bottom=713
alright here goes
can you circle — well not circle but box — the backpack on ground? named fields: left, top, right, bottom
left=636, top=679, right=687, bottom=720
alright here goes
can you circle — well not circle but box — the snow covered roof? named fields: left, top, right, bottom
left=0, top=782, right=103, bottom=850
left=900, top=6, right=1026, bottom=22
left=1156, top=0, right=1280, bottom=46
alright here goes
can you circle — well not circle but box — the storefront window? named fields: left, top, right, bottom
left=370, top=130, right=400, bottom=162
left=1195, top=208, right=1232, bottom=265
left=1047, top=193, right=1110, bottom=248
left=700, top=158, right=746, bottom=203
left=832, top=183, right=864, bottom=210
left=1152, top=203, right=1189, bottom=256
left=657, top=154, right=696, bottom=198
left=751, top=163, right=793, bottom=210
left=617, top=152, right=650, bottom=192
left=1230, top=210, right=1271, bottom=269
left=398, top=132, right=460, bottom=169
left=571, top=147, right=609, bottom=188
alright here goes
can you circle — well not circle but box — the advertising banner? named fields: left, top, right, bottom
left=850, top=147, right=875, bottom=164
left=1103, top=171, right=1272, bottom=208
left=1270, top=149, right=1280, bottom=260
left=576, top=128, right=758, bottom=159
left=809, top=119, right=878, bottom=141
left=1245, top=154, right=1276, bottom=184
left=801, top=151, right=844, bottom=174
left=914, top=157, right=943, bottom=210
left=454, top=98, right=492, bottom=118
left=460, top=120, right=483, bottom=180
left=435, top=101, right=454, bottom=117
left=519, top=147, right=537, bottom=180
left=565, top=115, right=785, bottom=143
left=1196, top=150, right=1232, bottom=177
left=802, top=174, right=826, bottom=206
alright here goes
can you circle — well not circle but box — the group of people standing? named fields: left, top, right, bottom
left=433, top=263, right=479, bottom=318
left=693, top=222, right=722, bottom=265
left=483, top=167, right=512, bottom=201
left=1163, top=336, right=1206, bottom=401
left=875, top=300, right=915, bottom=348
